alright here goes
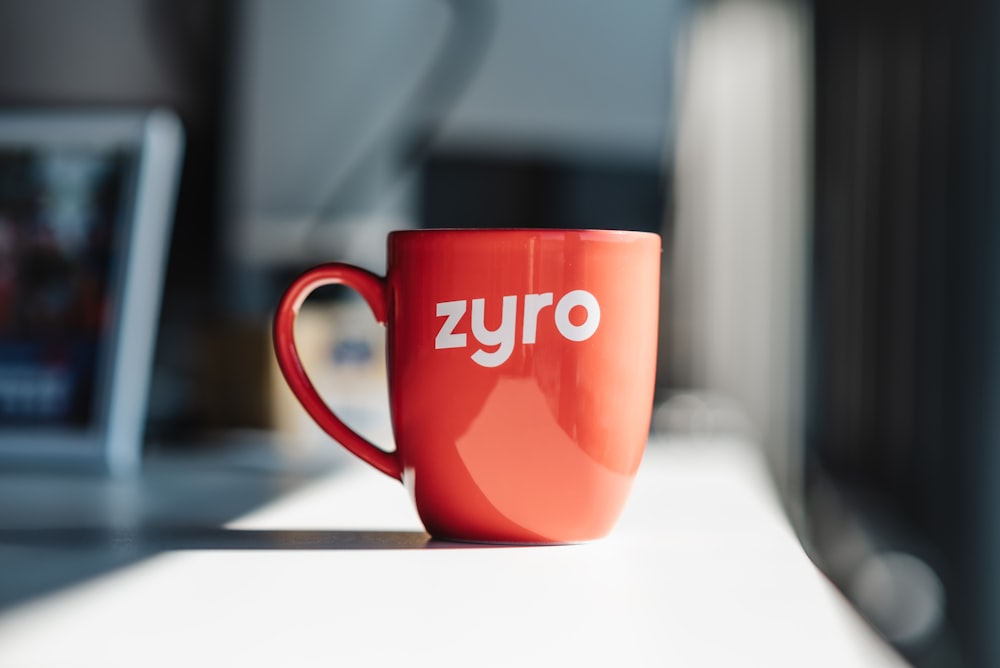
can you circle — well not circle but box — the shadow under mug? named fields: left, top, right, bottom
left=273, top=228, right=661, bottom=543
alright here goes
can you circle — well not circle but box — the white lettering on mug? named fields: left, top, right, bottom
left=521, top=292, right=553, bottom=344
left=554, top=289, right=601, bottom=341
left=435, top=300, right=467, bottom=350
left=434, top=290, right=600, bottom=367
left=470, top=296, right=518, bottom=367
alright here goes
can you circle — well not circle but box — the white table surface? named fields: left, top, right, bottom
left=0, top=436, right=905, bottom=667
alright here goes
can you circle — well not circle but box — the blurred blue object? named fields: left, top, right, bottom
left=0, top=110, right=183, bottom=475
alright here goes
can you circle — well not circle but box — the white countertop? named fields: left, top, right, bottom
left=0, top=436, right=905, bottom=667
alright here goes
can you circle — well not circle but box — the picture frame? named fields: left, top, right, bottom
left=0, top=109, right=184, bottom=474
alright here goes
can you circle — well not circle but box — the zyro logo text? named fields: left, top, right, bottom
left=434, top=290, right=600, bottom=368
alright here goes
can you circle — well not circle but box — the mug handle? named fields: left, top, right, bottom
left=272, top=263, right=402, bottom=481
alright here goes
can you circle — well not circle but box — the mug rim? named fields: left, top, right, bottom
left=388, top=227, right=660, bottom=243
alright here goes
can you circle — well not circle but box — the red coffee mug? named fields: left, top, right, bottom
left=273, top=229, right=660, bottom=543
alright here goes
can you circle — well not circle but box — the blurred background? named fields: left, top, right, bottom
left=0, top=0, right=997, bottom=665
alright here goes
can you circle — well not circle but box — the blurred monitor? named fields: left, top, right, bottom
left=0, top=110, right=183, bottom=474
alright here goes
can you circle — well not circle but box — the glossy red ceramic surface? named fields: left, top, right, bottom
left=273, top=229, right=661, bottom=543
